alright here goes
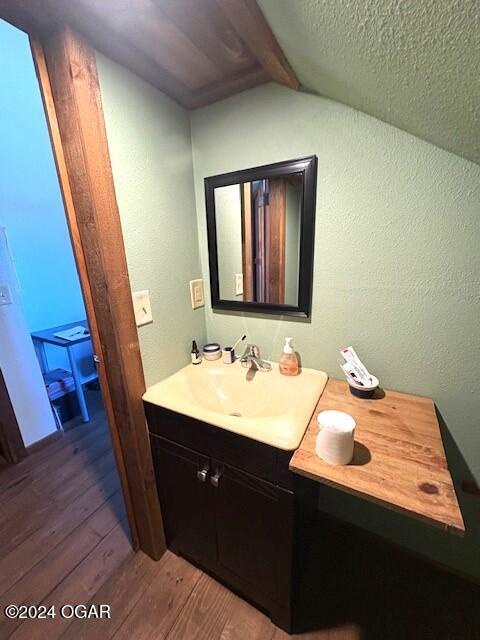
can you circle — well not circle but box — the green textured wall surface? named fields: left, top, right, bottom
left=258, top=0, right=480, bottom=165
left=96, top=53, right=206, bottom=387
left=191, top=83, right=480, bottom=579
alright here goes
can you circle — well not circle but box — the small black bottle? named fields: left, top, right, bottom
left=191, top=340, right=201, bottom=365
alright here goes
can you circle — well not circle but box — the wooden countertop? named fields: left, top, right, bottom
left=290, top=378, right=465, bottom=535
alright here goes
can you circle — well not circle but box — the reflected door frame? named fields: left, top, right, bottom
left=242, top=178, right=286, bottom=305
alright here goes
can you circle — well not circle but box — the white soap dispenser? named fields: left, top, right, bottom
left=279, top=337, right=299, bottom=376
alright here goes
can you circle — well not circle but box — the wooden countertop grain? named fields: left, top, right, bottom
left=290, top=378, right=465, bottom=535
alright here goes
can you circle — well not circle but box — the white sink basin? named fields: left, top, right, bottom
left=143, top=359, right=328, bottom=450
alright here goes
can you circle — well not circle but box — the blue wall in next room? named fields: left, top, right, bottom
left=0, top=19, right=88, bottom=372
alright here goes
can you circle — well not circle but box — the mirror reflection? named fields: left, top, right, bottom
left=215, top=173, right=302, bottom=305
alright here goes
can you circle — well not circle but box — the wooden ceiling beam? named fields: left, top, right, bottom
left=153, top=0, right=256, bottom=75
left=0, top=0, right=298, bottom=109
left=0, top=0, right=56, bottom=37
left=187, top=66, right=270, bottom=109
left=43, top=0, right=193, bottom=107
left=72, top=0, right=223, bottom=91
left=215, top=0, right=299, bottom=91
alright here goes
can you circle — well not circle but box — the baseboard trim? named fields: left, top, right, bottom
left=26, top=429, right=62, bottom=455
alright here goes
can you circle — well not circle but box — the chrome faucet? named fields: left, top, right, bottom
left=240, top=344, right=272, bottom=372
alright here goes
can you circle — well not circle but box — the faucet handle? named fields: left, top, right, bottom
left=242, top=343, right=259, bottom=358
left=242, top=343, right=253, bottom=358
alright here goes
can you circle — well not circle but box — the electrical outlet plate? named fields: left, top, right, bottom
left=132, top=289, right=153, bottom=326
left=190, top=279, right=204, bottom=309
left=235, top=273, right=243, bottom=296
left=0, top=284, right=12, bottom=305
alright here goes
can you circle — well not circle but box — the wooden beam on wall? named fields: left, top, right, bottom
left=30, top=37, right=140, bottom=550
left=37, top=26, right=166, bottom=560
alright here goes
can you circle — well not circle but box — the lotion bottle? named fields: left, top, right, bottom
left=279, top=337, right=299, bottom=376
left=191, top=340, right=201, bottom=365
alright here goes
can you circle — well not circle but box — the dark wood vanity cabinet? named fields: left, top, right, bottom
left=145, top=403, right=305, bottom=632
left=151, top=437, right=217, bottom=567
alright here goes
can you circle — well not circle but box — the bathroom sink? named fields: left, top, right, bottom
left=142, top=359, right=328, bottom=450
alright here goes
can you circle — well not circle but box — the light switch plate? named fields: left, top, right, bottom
left=235, top=273, right=243, bottom=296
left=0, top=284, right=12, bottom=305
left=190, top=279, right=204, bottom=309
left=132, top=290, right=153, bottom=326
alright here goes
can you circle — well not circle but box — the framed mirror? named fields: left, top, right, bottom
left=205, top=156, right=317, bottom=318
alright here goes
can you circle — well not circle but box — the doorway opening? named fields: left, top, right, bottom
left=0, top=9, right=165, bottom=563
left=0, top=16, right=130, bottom=592
left=0, top=17, right=111, bottom=459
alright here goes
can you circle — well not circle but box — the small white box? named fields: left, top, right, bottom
left=132, top=290, right=153, bottom=326
left=190, top=279, right=204, bottom=309
left=235, top=273, right=243, bottom=296
left=0, top=284, right=12, bottom=305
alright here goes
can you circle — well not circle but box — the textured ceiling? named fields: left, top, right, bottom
left=258, top=0, right=480, bottom=165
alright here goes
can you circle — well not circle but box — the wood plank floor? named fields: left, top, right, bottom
left=1, top=391, right=479, bottom=639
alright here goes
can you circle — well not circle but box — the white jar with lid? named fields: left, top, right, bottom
left=202, top=343, right=221, bottom=361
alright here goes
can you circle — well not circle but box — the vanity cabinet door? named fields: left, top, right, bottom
left=150, top=435, right=217, bottom=567
left=211, top=461, right=294, bottom=607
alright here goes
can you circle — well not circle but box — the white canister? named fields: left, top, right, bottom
left=315, top=410, right=356, bottom=465
left=202, top=343, right=221, bottom=361
left=222, top=347, right=235, bottom=364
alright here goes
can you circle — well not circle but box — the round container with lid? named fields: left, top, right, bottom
left=202, top=343, right=221, bottom=361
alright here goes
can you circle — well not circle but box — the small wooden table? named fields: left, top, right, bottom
left=290, top=378, right=465, bottom=535
left=31, top=320, right=98, bottom=423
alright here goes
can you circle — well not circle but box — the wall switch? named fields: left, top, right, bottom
left=0, top=284, right=12, bottom=305
left=190, top=279, right=204, bottom=309
left=235, top=273, right=243, bottom=296
left=132, top=290, right=153, bottom=326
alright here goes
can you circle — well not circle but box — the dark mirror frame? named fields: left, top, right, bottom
left=205, top=155, right=317, bottom=318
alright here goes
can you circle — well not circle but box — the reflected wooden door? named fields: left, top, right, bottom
left=265, top=178, right=286, bottom=304
left=242, top=179, right=286, bottom=304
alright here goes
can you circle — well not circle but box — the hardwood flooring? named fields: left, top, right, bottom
left=1, top=391, right=479, bottom=639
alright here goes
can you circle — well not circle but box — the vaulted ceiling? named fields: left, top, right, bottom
left=2, top=0, right=478, bottom=164
left=258, top=0, right=480, bottom=165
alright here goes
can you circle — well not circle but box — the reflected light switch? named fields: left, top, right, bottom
left=132, top=290, right=153, bottom=327
left=190, top=279, right=204, bottom=309
left=235, top=273, right=243, bottom=296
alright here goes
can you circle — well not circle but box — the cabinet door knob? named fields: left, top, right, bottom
left=210, top=470, right=222, bottom=487
left=196, top=465, right=209, bottom=482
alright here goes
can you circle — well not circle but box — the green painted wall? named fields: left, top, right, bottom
left=96, top=53, right=206, bottom=387
left=190, top=83, right=480, bottom=580
left=258, top=0, right=480, bottom=165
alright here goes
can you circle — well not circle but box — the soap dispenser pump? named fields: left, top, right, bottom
left=279, top=337, right=299, bottom=376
